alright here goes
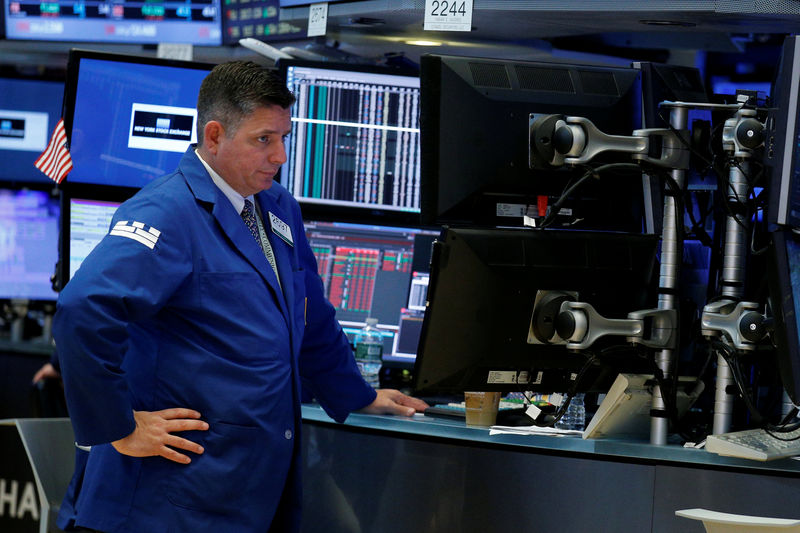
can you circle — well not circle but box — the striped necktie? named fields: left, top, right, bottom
left=241, top=199, right=281, bottom=288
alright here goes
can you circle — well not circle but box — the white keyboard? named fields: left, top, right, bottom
left=706, top=426, right=800, bottom=461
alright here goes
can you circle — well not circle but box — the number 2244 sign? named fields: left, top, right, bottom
left=424, top=0, right=473, bottom=32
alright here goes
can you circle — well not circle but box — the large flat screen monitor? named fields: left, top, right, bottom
left=420, top=54, right=645, bottom=231
left=0, top=76, right=64, bottom=184
left=61, top=50, right=214, bottom=192
left=5, top=0, right=222, bottom=44
left=222, top=1, right=303, bottom=44
left=0, top=187, right=60, bottom=302
left=278, top=59, right=421, bottom=223
left=766, top=35, right=800, bottom=231
left=303, top=219, right=438, bottom=367
left=413, top=227, right=659, bottom=395
left=767, top=229, right=800, bottom=405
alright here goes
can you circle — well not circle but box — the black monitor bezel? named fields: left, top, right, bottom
left=275, top=58, right=422, bottom=227
left=0, top=71, right=66, bottom=185
left=60, top=48, right=216, bottom=192
left=766, top=35, right=800, bottom=230
left=55, top=186, right=132, bottom=292
left=767, top=228, right=800, bottom=405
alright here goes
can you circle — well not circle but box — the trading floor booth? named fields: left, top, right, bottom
left=7, top=34, right=800, bottom=533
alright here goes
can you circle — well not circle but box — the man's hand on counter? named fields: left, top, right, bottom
left=358, top=389, right=430, bottom=417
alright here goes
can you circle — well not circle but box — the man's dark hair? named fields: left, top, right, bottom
left=196, top=60, right=296, bottom=144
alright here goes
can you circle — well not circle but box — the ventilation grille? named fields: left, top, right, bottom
left=515, top=65, right=575, bottom=93
left=468, top=62, right=511, bottom=89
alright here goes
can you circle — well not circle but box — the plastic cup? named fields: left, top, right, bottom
left=464, top=391, right=501, bottom=427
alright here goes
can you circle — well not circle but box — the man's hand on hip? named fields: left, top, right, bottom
left=112, top=408, right=209, bottom=464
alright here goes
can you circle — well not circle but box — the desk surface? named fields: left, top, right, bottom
left=301, top=403, right=800, bottom=476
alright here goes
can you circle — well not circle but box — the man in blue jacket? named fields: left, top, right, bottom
left=53, top=60, right=428, bottom=533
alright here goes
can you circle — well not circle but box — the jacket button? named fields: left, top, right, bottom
left=284, top=429, right=293, bottom=440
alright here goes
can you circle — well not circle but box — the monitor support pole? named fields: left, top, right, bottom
left=648, top=102, right=691, bottom=445
left=700, top=106, right=766, bottom=435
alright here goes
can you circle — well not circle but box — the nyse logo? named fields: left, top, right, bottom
left=0, top=479, right=39, bottom=521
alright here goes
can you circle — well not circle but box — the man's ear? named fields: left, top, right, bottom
left=203, top=121, right=224, bottom=155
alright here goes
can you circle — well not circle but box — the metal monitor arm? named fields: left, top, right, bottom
left=528, top=290, right=677, bottom=351
left=528, top=113, right=689, bottom=170
left=527, top=101, right=763, bottom=444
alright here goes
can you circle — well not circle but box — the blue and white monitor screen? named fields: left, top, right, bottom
left=67, top=58, right=211, bottom=189
left=68, top=198, right=120, bottom=281
left=0, top=188, right=59, bottom=300
left=0, top=77, right=64, bottom=184
left=5, top=0, right=222, bottom=44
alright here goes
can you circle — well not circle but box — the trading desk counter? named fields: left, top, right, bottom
left=300, top=403, right=800, bottom=533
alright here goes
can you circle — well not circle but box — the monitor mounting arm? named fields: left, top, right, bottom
left=528, top=290, right=677, bottom=351
left=701, top=300, right=768, bottom=351
left=528, top=113, right=690, bottom=170
left=527, top=102, right=737, bottom=445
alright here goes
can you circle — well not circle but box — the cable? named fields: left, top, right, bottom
left=524, top=353, right=599, bottom=427
left=709, top=339, right=800, bottom=437
left=538, top=162, right=643, bottom=229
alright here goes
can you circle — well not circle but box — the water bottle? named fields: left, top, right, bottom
left=354, top=317, right=383, bottom=388
left=555, top=393, right=586, bottom=431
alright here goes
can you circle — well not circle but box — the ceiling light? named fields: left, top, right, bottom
left=405, top=40, right=443, bottom=46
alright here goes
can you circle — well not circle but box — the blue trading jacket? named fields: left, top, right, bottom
left=53, top=147, right=376, bottom=533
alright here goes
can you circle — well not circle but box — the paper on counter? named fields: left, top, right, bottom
left=489, top=425, right=584, bottom=437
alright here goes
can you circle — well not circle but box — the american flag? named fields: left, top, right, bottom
left=34, top=118, right=73, bottom=184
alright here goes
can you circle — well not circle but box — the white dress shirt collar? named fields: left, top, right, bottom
left=195, top=149, right=255, bottom=214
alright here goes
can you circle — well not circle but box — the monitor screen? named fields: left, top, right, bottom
left=61, top=197, right=121, bottom=286
left=0, top=76, right=64, bottom=184
left=303, top=219, right=438, bottom=366
left=413, top=227, right=659, bottom=395
left=222, top=0, right=303, bottom=44
left=5, top=0, right=222, bottom=44
left=419, top=54, right=644, bottom=230
left=766, top=35, right=800, bottom=230
left=62, top=50, right=214, bottom=191
left=0, top=187, right=59, bottom=302
left=279, top=60, right=421, bottom=221
left=767, top=229, right=800, bottom=405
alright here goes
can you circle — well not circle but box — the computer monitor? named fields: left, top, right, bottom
left=61, top=50, right=214, bottom=192
left=766, top=35, right=800, bottom=230
left=222, top=1, right=303, bottom=44
left=4, top=0, right=222, bottom=44
left=57, top=195, right=122, bottom=289
left=303, top=219, right=438, bottom=367
left=0, top=187, right=59, bottom=303
left=419, top=54, right=644, bottom=230
left=0, top=75, right=64, bottom=185
left=279, top=59, right=421, bottom=223
left=767, top=229, right=800, bottom=405
left=413, top=227, right=659, bottom=395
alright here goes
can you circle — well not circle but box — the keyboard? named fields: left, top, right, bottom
left=705, top=426, right=800, bottom=461
left=424, top=401, right=522, bottom=420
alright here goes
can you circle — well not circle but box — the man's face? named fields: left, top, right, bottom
left=210, top=104, right=292, bottom=197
